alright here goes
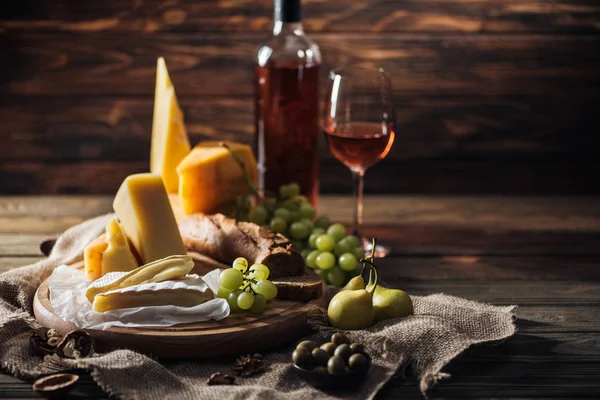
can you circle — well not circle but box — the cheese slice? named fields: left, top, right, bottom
left=150, top=57, right=191, bottom=193
left=85, top=255, right=193, bottom=303
left=177, top=141, right=258, bottom=215
left=84, top=235, right=109, bottom=281
left=93, top=289, right=211, bottom=312
left=101, top=217, right=139, bottom=276
left=113, top=173, right=186, bottom=263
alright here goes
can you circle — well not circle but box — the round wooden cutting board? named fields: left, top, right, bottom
left=33, top=255, right=327, bottom=359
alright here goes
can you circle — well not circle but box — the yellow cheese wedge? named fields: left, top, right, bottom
left=150, top=57, right=191, bottom=193
left=113, top=173, right=186, bottom=263
left=101, top=217, right=139, bottom=276
left=93, top=289, right=210, bottom=312
left=177, top=141, right=258, bottom=215
left=84, top=235, right=108, bottom=281
left=85, top=255, right=193, bottom=303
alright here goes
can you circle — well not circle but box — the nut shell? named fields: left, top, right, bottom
left=33, top=373, right=79, bottom=398
left=55, top=330, right=94, bottom=359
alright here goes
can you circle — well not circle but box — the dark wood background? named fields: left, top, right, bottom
left=1, top=0, right=599, bottom=195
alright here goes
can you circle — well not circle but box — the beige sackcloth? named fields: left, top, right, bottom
left=0, top=214, right=517, bottom=399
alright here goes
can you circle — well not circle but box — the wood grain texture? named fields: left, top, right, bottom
left=3, top=33, right=599, bottom=98
left=2, top=0, right=600, bottom=33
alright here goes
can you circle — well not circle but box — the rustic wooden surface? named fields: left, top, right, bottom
left=1, top=194, right=599, bottom=398
left=1, top=1, right=600, bottom=195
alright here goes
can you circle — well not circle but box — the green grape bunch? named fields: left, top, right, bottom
left=217, top=257, right=278, bottom=313
left=238, top=181, right=365, bottom=288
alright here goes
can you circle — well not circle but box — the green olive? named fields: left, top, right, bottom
left=327, top=355, right=346, bottom=374
left=320, top=342, right=336, bottom=355
left=349, top=343, right=364, bottom=354
left=313, top=366, right=328, bottom=374
left=334, top=343, right=352, bottom=362
left=297, top=340, right=316, bottom=353
left=292, top=347, right=310, bottom=367
left=348, top=353, right=369, bottom=371
left=331, top=333, right=350, bottom=346
left=311, top=348, right=330, bottom=366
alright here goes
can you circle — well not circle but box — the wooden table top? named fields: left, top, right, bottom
left=1, top=195, right=599, bottom=399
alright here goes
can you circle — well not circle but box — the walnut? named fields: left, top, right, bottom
left=207, top=372, right=236, bottom=385
left=55, top=330, right=94, bottom=359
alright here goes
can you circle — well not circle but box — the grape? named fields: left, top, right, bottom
left=220, top=268, right=243, bottom=290
left=314, top=216, right=331, bottom=229
left=334, top=241, right=352, bottom=257
left=262, top=197, right=277, bottom=211
left=299, top=203, right=316, bottom=220
left=314, top=269, right=326, bottom=280
left=250, top=293, right=267, bottom=313
left=232, top=257, right=249, bottom=273
left=283, top=199, right=300, bottom=212
left=301, top=248, right=311, bottom=259
left=343, top=235, right=362, bottom=249
left=312, top=227, right=325, bottom=235
left=253, top=279, right=278, bottom=300
left=249, top=206, right=267, bottom=225
left=316, top=252, right=335, bottom=270
left=301, top=219, right=314, bottom=232
left=327, top=223, right=346, bottom=242
left=338, top=253, right=358, bottom=272
left=280, top=183, right=300, bottom=198
left=289, top=210, right=301, bottom=222
left=353, top=246, right=366, bottom=260
left=270, top=217, right=287, bottom=233
left=248, top=263, right=270, bottom=280
left=315, top=234, right=336, bottom=252
left=227, top=289, right=243, bottom=312
left=305, top=250, right=320, bottom=268
left=327, top=266, right=346, bottom=287
left=308, top=232, right=321, bottom=249
left=216, top=286, right=232, bottom=299
left=290, top=221, right=310, bottom=239
left=291, top=240, right=304, bottom=251
left=274, top=208, right=291, bottom=222
left=297, top=195, right=309, bottom=204
left=237, top=291, right=255, bottom=310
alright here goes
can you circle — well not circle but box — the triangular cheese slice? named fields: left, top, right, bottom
left=150, top=57, right=191, bottom=193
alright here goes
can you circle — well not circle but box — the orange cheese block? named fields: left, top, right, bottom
left=176, top=141, right=257, bottom=215
left=84, top=235, right=109, bottom=281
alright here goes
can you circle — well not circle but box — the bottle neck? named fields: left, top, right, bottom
left=273, top=21, right=304, bottom=36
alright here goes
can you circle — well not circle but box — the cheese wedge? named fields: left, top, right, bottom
left=86, top=255, right=193, bottom=303
left=84, top=235, right=109, bottom=281
left=150, top=57, right=191, bottom=193
left=177, top=141, right=258, bottom=215
left=101, top=217, right=139, bottom=276
left=113, top=173, right=186, bottom=263
left=93, top=289, right=210, bottom=312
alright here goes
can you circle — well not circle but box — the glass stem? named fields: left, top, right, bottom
left=351, top=168, right=366, bottom=235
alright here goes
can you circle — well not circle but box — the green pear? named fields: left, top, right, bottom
left=327, top=288, right=375, bottom=330
left=372, top=286, right=414, bottom=322
left=341, top=276, right=365, bottom=291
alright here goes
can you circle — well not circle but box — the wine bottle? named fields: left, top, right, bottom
left=254, top=0, right=322, bottom=206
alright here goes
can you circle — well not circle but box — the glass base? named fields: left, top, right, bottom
left=354, top=232, right=391, bottom=258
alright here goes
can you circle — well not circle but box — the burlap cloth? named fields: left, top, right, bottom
left=0, top=215, right=517, bottom=399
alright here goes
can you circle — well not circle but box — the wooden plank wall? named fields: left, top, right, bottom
left=1, top=0, right=599, bottom=195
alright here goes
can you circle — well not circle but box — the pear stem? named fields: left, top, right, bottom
left=360, top=238, right=378, bottom=294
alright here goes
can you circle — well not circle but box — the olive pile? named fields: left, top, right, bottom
left=292, top=333, right=369, bottom=374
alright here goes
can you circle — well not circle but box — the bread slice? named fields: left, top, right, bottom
left=272, top=275, right=323, bottom=302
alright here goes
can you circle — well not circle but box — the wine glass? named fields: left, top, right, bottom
left=323, top=66, right=395, bottom=257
